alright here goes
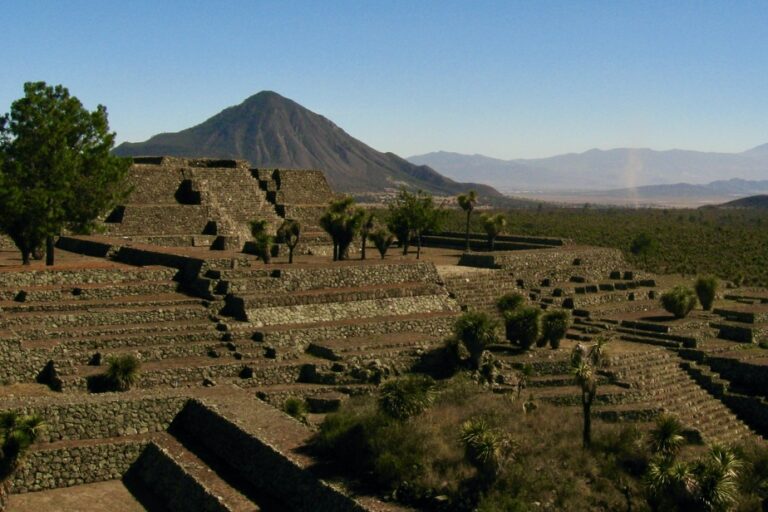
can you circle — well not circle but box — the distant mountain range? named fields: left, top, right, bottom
left=571, top=178, right=768, bottom=200
left=114, top=91, right=500, bottom=198
left=408, top=146, right=768, bottom=193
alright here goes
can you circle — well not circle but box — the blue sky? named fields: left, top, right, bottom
left=2, top=0, right=767, bottom=159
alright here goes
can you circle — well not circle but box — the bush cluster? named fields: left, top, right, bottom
left=661, top=286, right=698, bottom=318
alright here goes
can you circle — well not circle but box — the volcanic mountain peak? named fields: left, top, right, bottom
left=114, top=91, right=500, bottom=197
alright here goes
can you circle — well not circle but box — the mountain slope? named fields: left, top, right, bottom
left=409, top=146, right=768, bottom=191
left=114, top=91, right=500, bottom=197
left=718, top=195, right=768, bottom=209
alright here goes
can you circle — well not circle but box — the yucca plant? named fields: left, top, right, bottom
left=104, top=354, right=141, bottom=391
left=457, top=190, right=477, bottom=252
left=649, top=414, right=686, bottom=460
left=695, top=276, right=718, bottom=311
left=460, top=417, right=514, bottom=483
left=496, top=292, right=525, bottom=314
left=276, top=219, right=300, bottom=264
left=453, top=311, right=500, bottom=369
left=370, top=228, right=395, bottom=260
left=378, top=375, right=435, bottom=420
left=571, top=337, right=610, bottom=448
left=541, top=309, right=571, bottom=349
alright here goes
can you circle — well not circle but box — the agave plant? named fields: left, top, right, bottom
left=0, top=412, right=45, bottom=510
left=460, top=417, right=514, bottom=482
left=649, top=414, right=686, bottom=460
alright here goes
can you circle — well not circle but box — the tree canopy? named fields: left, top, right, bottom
left=387, top=188, right=443, bottom=259
left=0, top=82, right=130, bottom=264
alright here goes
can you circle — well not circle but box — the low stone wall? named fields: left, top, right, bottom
left=12, top=438, right=148, bottom=493
left=280, top=261, right=442, bottom=291
left=248, top=295, right=458, bottom=326
left=460, top=247, right=628, bottom=283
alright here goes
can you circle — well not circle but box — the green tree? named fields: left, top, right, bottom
left=630, top=232, right=659, bottom=267
left=250, top=219, right=274, bottom=264
left=661, top=286, right=698, bottom=319
left=387, top=188, right=443, bottom=259
left=360, top=212, right=375, bottom=261
left=370, top=228, right=394, bottom=260
left=571, top=337, right=609, bottom=448
left=0, top=82, right=130, bottom=265
left=319, top=197, right=365, bottom=261
left=0, top=412, right=45, bottom=510
left=695, top=276, right=718, bottom=311
left=457, top=190, right=478, bottom=252
left=480, top=213, right=507, bottom=251
left=277, top=219, right=301, bottom=264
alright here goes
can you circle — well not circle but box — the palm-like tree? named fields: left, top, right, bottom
left=0, top=412, right=45, bottom=510
left=571, top=336, right=610, bottom=448
left=277, top=219, right=301, bottom=264
left=319, top=197, right=365, bottom=261
left=359, top=212, right=375, bottom=261
left=480, top=213, right=507, bottom=251
left=644, top=444, right=741, bottom=512
left=457, top=190, right=477, bottom=252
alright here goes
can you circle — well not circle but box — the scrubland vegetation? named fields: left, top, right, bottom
left=442, top=207, right=768, bottom=287
left=314, top=374, right=768, bottom=511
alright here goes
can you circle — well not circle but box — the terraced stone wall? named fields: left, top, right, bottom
left=279, top=261, right=441, bottom=291
left=269, top=169, right=335, bottom=205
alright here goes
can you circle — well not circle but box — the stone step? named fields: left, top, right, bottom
left=126, top=434, right=261, bottom=511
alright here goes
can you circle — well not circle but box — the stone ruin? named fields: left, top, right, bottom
left=103, top=157, right=336, bottom=251
left=0, top=157, right=766, bottom=510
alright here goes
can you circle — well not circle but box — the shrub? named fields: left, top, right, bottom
left=496, top=292, right=525, bottom=314
left=378, top=375, right=435, bottom=420
left=460, top=417, right=514, bottom=482
left=541, top=309, right=571, bottom=349
left=250, top=219, right=273, bottom=264
left=504, top=306, right=541, bottom=349
left=104, top=354, right=140, bottom=391
left=453, top=311, right=500, bottom=369
left=370, top=228, right=395, bottom=259
left=283, top=397, right=308, bottom=422
left=660, top=286, right=697, bottom=319
left=694, top=276, right=718, bottom=311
